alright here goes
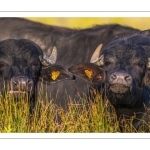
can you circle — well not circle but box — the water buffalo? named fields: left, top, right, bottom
left=0, top=17, right=141, bottom=106
left=0, top=38, right=74, bottom=112
left=68, top=30, right=150, bottom=131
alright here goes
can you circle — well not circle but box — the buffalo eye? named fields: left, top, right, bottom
left=0, top=62, right=8, bottom=69
left=30, top=62, right=40, bottom=70
left=104, top=60, right=111, bottom=66
left=137, top=61, right=145, bottom=68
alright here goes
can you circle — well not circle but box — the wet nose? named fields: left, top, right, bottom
left=109, top=71, right=132, bottom=85
left=12, top=76, right=33, bottom=91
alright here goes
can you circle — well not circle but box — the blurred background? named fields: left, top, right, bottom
left=26, top=17, right=150, bottom=30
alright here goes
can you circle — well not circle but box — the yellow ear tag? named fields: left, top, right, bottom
left=84, top=69, right=93, bottom=79
left=51, top=71, right=60, bottom=80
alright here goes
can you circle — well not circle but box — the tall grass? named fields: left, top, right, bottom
left=0, top=89, right=149, bottom=133
left=1, top=18, right=147, bottom=132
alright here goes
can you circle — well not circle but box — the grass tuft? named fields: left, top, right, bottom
left=0, top=91, right=149, bottom=133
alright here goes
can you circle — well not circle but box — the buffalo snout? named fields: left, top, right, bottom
left=109, top=70, right=132, bottom=93
left=11, top=76, right=34, bottom=92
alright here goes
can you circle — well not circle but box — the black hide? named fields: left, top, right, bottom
left=0, top=18, right=141, bottom=107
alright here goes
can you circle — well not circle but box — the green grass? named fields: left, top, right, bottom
left=0, top=90, right=149, bottom=133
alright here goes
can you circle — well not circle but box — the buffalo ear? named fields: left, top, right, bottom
left=144, top=69, right=150, bottom=88
left=68, top=63, right=105, bottom=84
left=39, top=65, right=75, bottom=84
left=144, top=58, right=150, bottom=87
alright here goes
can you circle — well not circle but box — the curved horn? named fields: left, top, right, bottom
left=41, top=46, right=57, bottom=66
left=21, top=39, right=57, bottom=66
left=90, top=44, right=103, bottom=63
left=90, top=44, right=104, bottom=66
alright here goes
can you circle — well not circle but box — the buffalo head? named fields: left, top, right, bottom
left=68, top=34, right=150, bottom=132
left=0, top=39, right=75, bottom=106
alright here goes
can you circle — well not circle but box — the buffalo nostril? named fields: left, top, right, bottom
left=28, top=80, right=34, bottom=90
left=111, top=74, right=117, bottom=79
left=28, top=80, right=33, bottom=85
left=13, top=80, right=18, bottom=85
left=125, top=76, right=131, bottom=81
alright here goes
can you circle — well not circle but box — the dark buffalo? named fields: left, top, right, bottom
left=68, top=30, right=150, bottom=131
left=0, top=17, right=141, bottom=106
left=0, top=38, right=74, bottom=112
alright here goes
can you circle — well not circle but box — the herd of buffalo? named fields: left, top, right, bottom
left=0, top=17, right=150, bottom=132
